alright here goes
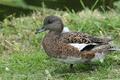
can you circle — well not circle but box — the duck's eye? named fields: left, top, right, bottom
left=44, top=20, right=53, bottom=25
left=48, top=20, right=54, bottom=24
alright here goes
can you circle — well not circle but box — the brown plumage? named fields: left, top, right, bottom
left=60, top=32, right=111, bottom=44
left=35, top=16, right=118, bottom=69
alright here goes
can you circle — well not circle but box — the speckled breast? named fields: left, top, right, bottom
left=42, top=32, right=81, bottom=59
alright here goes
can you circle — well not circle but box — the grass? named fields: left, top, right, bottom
left=0, top=8, right=120, bottom=80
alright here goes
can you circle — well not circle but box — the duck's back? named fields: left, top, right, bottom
left=60, top=32, right=111, bottom=45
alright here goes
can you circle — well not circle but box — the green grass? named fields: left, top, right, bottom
left=0, top=9, right=120, bottom=80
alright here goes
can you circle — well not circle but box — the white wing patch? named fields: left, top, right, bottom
left=69, top=43, right=90, bottom=51
left=62, top=27, right=70, bottom=33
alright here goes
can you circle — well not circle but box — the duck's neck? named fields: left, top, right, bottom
left=48, top=31, right=61, bottom=35
left=44, top=31, right=61, bottom=40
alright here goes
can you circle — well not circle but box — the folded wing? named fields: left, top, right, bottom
left=60, top=32, right=112, bottom=51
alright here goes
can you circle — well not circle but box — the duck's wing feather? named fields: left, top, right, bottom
left=60, top=32, right=112, bottom=51
left=60, top=32, right=111, bottom=44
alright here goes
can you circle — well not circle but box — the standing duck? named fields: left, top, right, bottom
left=35, top=16, right=119, bottom=69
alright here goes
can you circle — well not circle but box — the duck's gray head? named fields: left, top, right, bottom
left=35, top=16, right=64, bottom=34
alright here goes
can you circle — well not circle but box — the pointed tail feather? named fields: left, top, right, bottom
left=108, top=47, right=120, bottom=51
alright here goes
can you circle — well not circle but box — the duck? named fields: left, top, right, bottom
left=35, top=16, right=119, bottom=69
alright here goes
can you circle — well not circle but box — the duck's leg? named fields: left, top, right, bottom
left=84, top=61, right=98, bottom=71
left=69, top=64, right=73, bottom=69
left=69, top=64, right=76, bottom=72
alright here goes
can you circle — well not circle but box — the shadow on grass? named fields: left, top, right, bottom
left=52, top=62, right=102, bottom=74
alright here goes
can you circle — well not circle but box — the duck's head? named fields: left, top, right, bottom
left=35, top=16, right=64, bottom=34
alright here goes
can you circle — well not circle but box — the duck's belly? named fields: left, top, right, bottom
left=57, top=53, right=105, bottom=64
left=57, top=57, right=88, bottom=64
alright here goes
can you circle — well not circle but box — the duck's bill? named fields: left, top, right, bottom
left=35, top=27, right=45, bottom=34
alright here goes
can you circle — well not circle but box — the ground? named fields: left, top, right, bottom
left=0, top=9, right=120, bottom=80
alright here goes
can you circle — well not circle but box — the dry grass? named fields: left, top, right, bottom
left=0, top=8, right=120, bottom=80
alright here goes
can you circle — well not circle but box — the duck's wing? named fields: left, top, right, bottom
left=60, top=32, right=112, bottom=51
left=60, top=32, right=111, bottom=44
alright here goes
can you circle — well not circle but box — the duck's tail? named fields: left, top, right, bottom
left=108, top=42, right=120, bottom=51
left=108, top=47, right=120, bottom=51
